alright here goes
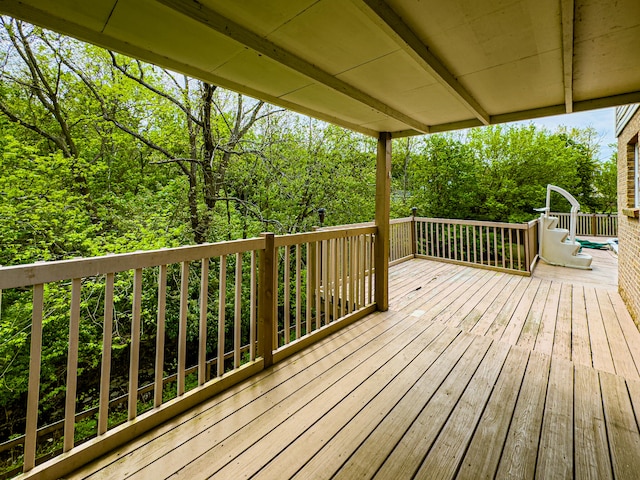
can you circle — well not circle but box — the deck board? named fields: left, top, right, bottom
left=366, top=334, right=493, bottom=479
left=533, top=280, right=561, bottom=356
left=413, top=340, right=511, bottom=480
left=536, top=356, right=574, bottom=480
left=495, top=351, right=551, bottom=480
left=456, top=346, right=530, bottom=480
left=574, top=365, right=612, bottom=480
left=68, top=254, right=640, bottom=480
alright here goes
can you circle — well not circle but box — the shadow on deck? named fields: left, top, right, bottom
left=69, top=255, right=640, bottom=480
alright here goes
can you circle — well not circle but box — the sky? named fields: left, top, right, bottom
left=510, top=107, right=616, bottom=162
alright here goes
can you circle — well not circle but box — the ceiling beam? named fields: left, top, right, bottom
left=393, top=89, right=640, bottom=137
left=155, top=0, right=431, bottom=134
left=561, top=0, right=575, bottom=113
left=355, top=0, right=490, bottom=126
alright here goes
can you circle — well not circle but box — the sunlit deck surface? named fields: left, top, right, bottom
left=69, top=250, right=640, bottom=480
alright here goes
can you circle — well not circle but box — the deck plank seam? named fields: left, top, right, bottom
left=158, top=312, right=462, bottom=478
left=254, top=325, right=464, bottom=480
left=368, top=335, right=495, bottom=480
left=81, top=309, right=432, bottom=477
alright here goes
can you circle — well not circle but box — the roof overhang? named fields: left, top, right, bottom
left=1, top=0, right=640, bottom=138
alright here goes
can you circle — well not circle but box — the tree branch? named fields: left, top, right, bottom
left=214, top=196, right=284, bottom=232
left=109, top=51, right=203, bottom=127
left=55, top=51, right=192, bottom=178
left=0, top=100, right=68, bottom=153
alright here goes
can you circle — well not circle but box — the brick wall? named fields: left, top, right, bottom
left=617, top=109, right=640, bottom=322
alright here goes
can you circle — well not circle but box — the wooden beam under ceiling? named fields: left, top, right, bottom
left=156, top=0, right=432, bottom=134
left=561, top=0, right=575, bottom=113
left=355, top=0, right=490, bottom=126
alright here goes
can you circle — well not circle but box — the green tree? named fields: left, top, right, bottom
left=593, top=150, right=618, bottom=213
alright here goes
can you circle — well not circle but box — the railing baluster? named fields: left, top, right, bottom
left=423, top=221, right=428, bottom=255
left=508, top=229, right=514, bottom=270
left=332, top=238, right=339, bottom=322
left=99, top=273, right=114, bottom=434
left=64, top=278, right=82, bottom=451
left=250, top=251, right=257, bottom=362
left=349, top=238, right=355, bottom=312
left=464, top=225, right=469, bottom=262
left=128, top=270, right=142, bottom=419
left=306, top=242, right=312, bottom=335
left=154, top=265, right=167, bottom=407
left=349, top=236, right=352, bottom=310
left=315, top=241, right=321, bottom=330
left=367, top=234, right=373, bottom=305
left=389, top=225, right=394, bottom=261
left=199, top=259, right=209, bottom=385
left=486, top=226, right=491, bottom=265
left=295, top=244, right=302, bottom=339
left=273, top=247, right=279, bottom=348
left=234, top=252, right=242, bottom=369
left=517, top=229, right=522, bottom=270
left=323, top=239, right=329, bottom=325
left=284, top=246, right=290, bottom=345
left=493, top=227, right=498, bottom=267
left=23, top=284, right=44, bottom=473
left=338, top=238, right=349, bottom=318
left=501, top=227, right=506, bottom=269
left=178, top=262, right=189, bottom=395
left=355, top=236, right=360, bottom=310
left=217, top=255, right=227, bottom=377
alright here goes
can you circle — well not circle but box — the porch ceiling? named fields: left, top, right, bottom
left=1, top=0, right=640, bottom=137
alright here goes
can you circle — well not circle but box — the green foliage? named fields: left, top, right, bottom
left=593, top=149, right=618, bottom=213
left=0, top=136, right=98, bottom=264
left=394, top=124, right=616, bottom=222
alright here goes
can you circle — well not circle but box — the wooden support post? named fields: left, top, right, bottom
left=258, top=233, right=275, bottom=367
left=375, top=132, right=391, bottom=311
left=591, top=213, right=597, bottom=236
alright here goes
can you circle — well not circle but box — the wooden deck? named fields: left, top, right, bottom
left=68, top=254, right=640, bottom=480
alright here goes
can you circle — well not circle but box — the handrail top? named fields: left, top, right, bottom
left=0, top=225, right=379, bottom=289
left=413, top=216, right=531, bottom=229
left=0, top=237, right=266, bottom=290
left=276, top=225, right=376, bottom=247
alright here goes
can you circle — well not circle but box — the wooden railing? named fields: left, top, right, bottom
left=0, top=227, right=377, bottom=478
left=550, top=212, right=618, bottom=237
left=321, top=218, right=413, bottom=265
left=412, top=217, right=538, bottom=275
left=324, top=216, right=539, bottom=275
left=272, top=227, right=376, bottom=360
left=390, top=218, right=414, bottom=264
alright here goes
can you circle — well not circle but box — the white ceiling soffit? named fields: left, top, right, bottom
left=1, top=0, right=640, bottom=138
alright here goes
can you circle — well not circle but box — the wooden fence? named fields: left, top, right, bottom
left=0, top=226, right=377, bottom=478
left=550, top=212, right=617, bottom=237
